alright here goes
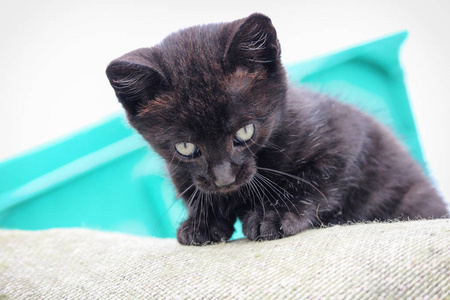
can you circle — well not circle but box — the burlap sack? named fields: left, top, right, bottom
left=1, top=219, right=449, bottom=299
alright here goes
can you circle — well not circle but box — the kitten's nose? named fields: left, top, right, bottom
left=213, top=161, right=236, bottom=187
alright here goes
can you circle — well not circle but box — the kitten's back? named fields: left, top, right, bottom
left=284, top=87, right=447, bottom=220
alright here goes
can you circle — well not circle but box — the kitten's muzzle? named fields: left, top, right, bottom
left=213, top=161, right=236, bottom=188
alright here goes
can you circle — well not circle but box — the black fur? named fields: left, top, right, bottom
left=106, top=13, right=448, bottom=245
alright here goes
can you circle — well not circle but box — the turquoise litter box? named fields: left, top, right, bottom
left=0, top=32, right=424, bottom=239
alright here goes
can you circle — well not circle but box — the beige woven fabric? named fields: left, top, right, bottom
left=1, top=219, right=449, bottom=299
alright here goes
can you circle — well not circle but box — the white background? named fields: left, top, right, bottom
left=1, top=0, right=449, bottom=205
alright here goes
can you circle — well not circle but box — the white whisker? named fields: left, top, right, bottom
left=257, top=167, right=329, bottom=205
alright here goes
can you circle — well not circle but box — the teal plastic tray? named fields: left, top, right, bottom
left=0, top=32, right=422, bottom=238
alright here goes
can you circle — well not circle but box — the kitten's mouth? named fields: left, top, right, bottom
left=196, top=180, right=244, bottom=194
left=216, top=183, right=240, bottom=193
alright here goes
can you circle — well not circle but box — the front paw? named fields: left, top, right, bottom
left=176, top=218, right=235, bottom=246
left=242, top=211, right=309, bottom=241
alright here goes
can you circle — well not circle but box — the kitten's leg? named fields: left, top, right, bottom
left=176, top=213, right=236, bottom=246
left=394, top=181, right=448, bottom=219
left=241, top=210, right=310, bottom=241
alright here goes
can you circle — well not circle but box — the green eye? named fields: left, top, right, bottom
left=234, top=124, right=255, bottom=145
left=175, top=142, right=200, bottom=157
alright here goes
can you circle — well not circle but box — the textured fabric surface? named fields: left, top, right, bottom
left=1, top=219, right=449, bottom=299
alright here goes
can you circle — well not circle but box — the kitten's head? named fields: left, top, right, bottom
left=106, top=13, right=286, bottom=194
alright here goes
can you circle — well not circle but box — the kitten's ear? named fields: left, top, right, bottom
left=224, top=13, right=280, bottom=72
left=106, top=49, right=168, bottom=116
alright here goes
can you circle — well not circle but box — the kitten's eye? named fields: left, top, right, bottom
left=234, top=124, right=255, bottom=145
left=175, top=142, right=200, bottom=157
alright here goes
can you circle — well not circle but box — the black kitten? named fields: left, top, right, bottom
left=106, top=13, right=448, bottom=245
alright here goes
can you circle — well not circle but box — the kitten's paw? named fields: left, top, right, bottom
left=176, top=218, right=235, bottom=246
left=242, top=211, right=309, bottom=241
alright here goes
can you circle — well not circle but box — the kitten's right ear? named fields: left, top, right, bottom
left=223, top=13, right=280, bottom=73
left=106, top=49, right=167, bottom=116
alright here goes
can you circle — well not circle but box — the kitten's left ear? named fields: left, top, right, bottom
left=223, top=13, right=280, bottom=72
